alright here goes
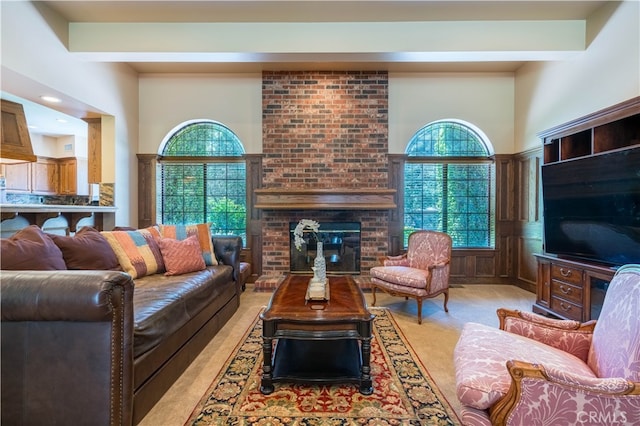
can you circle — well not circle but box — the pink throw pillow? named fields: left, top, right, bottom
left=158, top=223, right=217, bottom=266
left=158, top=235, right=206, bottom=276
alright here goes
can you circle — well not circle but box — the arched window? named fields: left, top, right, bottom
left=404, top=120, right=495, bottom=248
left=158, top=120, right=246, bottom=242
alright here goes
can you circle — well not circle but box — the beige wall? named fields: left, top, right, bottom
left=1, top=1, right=139, bottom=226
left=138, top=74, right=263, bottom=154
left=389, top=72, right=515, bottom=154
left=140, top=71, right=516, bottom=155
left=515, top=0, right=640, bottom=152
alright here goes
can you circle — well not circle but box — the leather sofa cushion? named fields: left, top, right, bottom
left=132, top=265, right=233, bottom=357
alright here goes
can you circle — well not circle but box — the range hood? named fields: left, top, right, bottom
left=1, top=99, right=36, bottom=163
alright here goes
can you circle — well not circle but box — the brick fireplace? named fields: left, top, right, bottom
left=258, top=71, right=391, bottom=277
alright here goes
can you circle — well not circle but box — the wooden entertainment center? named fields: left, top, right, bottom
left=534, top=96, right=640, bottom=322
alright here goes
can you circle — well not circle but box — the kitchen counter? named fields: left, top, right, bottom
left=0, top=204, right=117, bottom=213
left=0, top=204, right=117, bottom=232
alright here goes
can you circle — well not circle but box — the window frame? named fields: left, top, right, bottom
left=403, top=120, right=496, bottom=249
left=157, top=121, right=247, bottom=242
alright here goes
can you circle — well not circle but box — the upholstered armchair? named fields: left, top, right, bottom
left=370, top=230, right=452, bottom=324
left=453, top=264, right=640, bottom=426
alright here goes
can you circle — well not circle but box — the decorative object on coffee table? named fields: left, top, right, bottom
left=293, top=219, right=328, bottom=300
left=306, top=266, right=330, bottom=301
left=313, top=240, right=327, bottom=282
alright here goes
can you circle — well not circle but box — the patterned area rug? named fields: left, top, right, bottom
left=186, top=308, right=460, bottom=425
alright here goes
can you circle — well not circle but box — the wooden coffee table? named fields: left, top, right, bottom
left=259, top=274, right=374, bottom=395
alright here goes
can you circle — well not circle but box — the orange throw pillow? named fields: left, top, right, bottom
left=158, top=235, right=207, bottom=276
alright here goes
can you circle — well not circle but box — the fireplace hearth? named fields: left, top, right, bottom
left=289, top=222, right=361, bottom=275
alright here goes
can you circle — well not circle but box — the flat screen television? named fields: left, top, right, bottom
left=541, top=146, right=640, bottom=267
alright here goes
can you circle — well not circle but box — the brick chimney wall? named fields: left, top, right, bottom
left=261, top=70, right=390, bottom=276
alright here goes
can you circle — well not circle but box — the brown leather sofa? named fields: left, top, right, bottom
left=1, top=235, right=242, bottom=426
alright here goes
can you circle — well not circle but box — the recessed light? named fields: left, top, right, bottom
left=41, top=95, right=61, bottom=103
left=56, top=118, right=68, bottom=123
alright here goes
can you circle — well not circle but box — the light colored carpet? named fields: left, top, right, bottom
left=139, top=283, right=535, bottom=426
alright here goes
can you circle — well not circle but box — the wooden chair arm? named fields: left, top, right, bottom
left=489, top=360, right=640, bottom=426
left=427, top=259, right=450, bottom=271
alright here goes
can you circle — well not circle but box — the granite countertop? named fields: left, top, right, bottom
left=0, top=204, right=117, bottom=213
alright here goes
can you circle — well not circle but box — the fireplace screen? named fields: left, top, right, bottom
left=289, top=222, right=361, bottom=275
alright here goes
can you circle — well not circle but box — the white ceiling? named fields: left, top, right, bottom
left=41, top=0, right=609, bottom=74
left=6, top=0, right=610, bottom=137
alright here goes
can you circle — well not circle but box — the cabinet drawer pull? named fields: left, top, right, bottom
left=559, top=285, right=572, bottom=295
left=559, top=268, right=572, bottom=277
left=560, top=302, right=572, bottom=312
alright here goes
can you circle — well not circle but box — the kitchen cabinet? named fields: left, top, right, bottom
left=58, top=157, right=88, bottom=196
left=58, top=158, right=77, bottom=195
left=31, top=158, right=59, bottom=194
left=2, top=157, right=87, bottom=196
left=3, top=162, right=31, bottom=192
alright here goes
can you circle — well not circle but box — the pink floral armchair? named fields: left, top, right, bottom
left=370, top=230, right=452, bottom=324
left=453, top=264, right=640, bottom=426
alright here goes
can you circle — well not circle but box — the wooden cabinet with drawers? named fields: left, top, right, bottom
left=534, top=254, right=616, bottom=321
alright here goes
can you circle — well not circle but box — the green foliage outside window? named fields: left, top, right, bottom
left=159, top=121, right=247, bottom=243
left=404, top=121, right=495, bottom=248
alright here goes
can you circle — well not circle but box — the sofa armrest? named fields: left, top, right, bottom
left=490, top=360, right=640, bottom=426
left=1, top=270, right=135, bottom=426
left=212, top=235, right=242, bottom=287
left=497, top=308, right=595, bottom=361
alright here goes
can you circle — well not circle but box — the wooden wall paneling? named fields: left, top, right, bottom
left=449, top=254, right=467, bottom=280
left=245, top=154, right=263, bottom=278
left=513, top=148, right=543, bottom=292
left=137, top=154, right=157, bottom=229
left=387, top=154, right=405, bottom=256
left=494, top=155, right=515, bottom=279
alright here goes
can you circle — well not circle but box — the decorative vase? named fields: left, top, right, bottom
left=314, top=241, right=327, bottom=282
left=307, top=241, right=329, bottom=301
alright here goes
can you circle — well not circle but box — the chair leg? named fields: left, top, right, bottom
left=416, top=298, right=423, bottom=324
left=443, top=290, right=449, bottom=313
left=371, top=286, right=377, bottom=306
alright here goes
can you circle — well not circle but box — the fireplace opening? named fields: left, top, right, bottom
left=289, top=222, right=361, bottom=275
